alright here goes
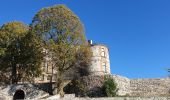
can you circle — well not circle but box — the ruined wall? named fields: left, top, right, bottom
left=130, top=78, right=170, bottom=96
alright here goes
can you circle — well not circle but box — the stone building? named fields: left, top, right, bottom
left=34, top=40, right=170, bottom=97
left=88, top=40, right=111, bottom=75
left=1, top=40, right=170, bottom=99
left=35, top=40, right=111, bottom=83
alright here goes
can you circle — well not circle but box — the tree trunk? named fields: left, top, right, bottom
left=12, top=63, right=17, bottom=84
left=53, top=71, right=65, bottom=97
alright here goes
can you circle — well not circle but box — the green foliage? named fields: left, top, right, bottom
left=15, top=32, right=44, bottom=82
left=0, top=22, right=29, bottom=83
left=0, top=22, right=27, bottom=56
left=31, top=4, right=85, bottom=43
left=102, top=75, right=118, bottom=97
left=0, top=22, right=43, bottom=83
left=31, top=4, right=92, bottom=96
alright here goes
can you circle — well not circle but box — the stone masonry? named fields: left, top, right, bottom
left=89, top=44, right=111, bottom=75
left=130, top=78, right=170, bottom=96
left=111, top=75, right=170, bottom=96
left=112, top=74, right=131, bottom=96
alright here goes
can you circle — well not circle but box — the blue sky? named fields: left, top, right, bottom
left=0, top=0, right=170, bottom=78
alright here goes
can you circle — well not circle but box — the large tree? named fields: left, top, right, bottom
left=0, top=22, right=43, bottom=84
left=31, top=5, right=92, bottom=96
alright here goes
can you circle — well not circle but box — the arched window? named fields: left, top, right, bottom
left=102, top=62, right=107, bottom=73
left=101, top=48, right=105, bottom=57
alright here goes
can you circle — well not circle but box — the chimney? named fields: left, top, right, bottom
left=88, top=40, right=93, bottom=45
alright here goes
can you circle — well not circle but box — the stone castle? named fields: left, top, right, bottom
left=37, top=40, right=170, bottom=96
left=35, top=40, right=111, bottom=83
left=88, top=41, right=170, bottom=96
left=1, top=40, right=170, bottom=100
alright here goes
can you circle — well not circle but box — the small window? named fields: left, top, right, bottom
left=102, top=62, right=107, bottom=73
left=101, top=48, right=105, bottom=57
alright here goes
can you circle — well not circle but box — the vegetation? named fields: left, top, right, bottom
left=31, top=5, right=92, bottom=96
left=102, top=75, right=118, bottom=97
left=0, top=5, right=91, bottom=97
left=0, top=22, right=44, bottom=83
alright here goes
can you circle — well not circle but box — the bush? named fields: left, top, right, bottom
left=102, top=75, right=118, bottom=97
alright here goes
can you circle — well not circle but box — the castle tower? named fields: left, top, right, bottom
left=89, top=40, right=111, bottom=75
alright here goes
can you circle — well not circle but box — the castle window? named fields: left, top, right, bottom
left=101, top=48, right=105, bottom=57
left=102, top=62, right=107, bottom=73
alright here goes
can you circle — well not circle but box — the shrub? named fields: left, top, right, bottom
left=102, top=75, right=118, bottom=97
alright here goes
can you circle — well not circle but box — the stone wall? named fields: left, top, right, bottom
left=0, top=83, right=50, bottom=100
left=112, top=74, right=131, bottom=96
left=62, top=96, right=170, bottom=100
left=82, top=75, right=104, bottom=90
left=77, top=75, right=170, bottom=97
left=111, top=75, right=170, bottom=97
left=1, top=76, right=170, bottom=99
left=80, top=75, right=130, bottom=96
left=130, top=78, right=170, bottom=96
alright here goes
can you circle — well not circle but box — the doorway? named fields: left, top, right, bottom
left=13, top=90, right=25, bottom=100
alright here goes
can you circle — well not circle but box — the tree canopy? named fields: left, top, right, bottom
left=31, top=5, right=85, bottom=43
left=31, top=5, right=91, bottom=96
left=0, top=22, right=28, bottom=55
left=0, top=5, right=92, bottom=97
left=0, top=22, right=43, bottom=83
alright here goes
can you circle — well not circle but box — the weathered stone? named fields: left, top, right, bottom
left=0, top=84, right=49, bottom=99
left=90, top=44, right=111, bottom=75
left=130, top=78, right=170, bottom=96
left=112, top=74, right=130, bottom=96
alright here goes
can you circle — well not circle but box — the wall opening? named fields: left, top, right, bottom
left=13, top=90, right=25, bottom=100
